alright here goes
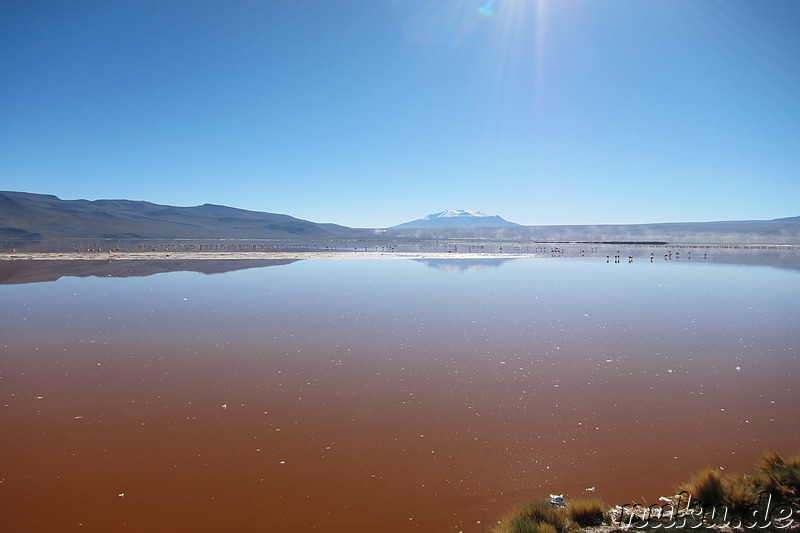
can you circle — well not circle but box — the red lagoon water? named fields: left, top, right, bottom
left=1, top=258, right=798, bottom=532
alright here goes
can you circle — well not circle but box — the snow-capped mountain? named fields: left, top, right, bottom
left=391, top=210, right=519, bottom=229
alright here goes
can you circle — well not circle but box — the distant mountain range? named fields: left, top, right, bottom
left=0, top=191, right=370, bottom=240
left=384, top=218, right=800, bottom=243
left=392, top=210, right=518, bottom=229
left=386, top=211, right=799, bottom=243
left=1, top=191, right=798, bottom=244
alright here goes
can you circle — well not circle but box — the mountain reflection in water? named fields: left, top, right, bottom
left=413, top=258, right=516, bottom=273
left=0, top=259, right=301, bottom=284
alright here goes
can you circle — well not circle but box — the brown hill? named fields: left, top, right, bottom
left=0, top=191, right=367, bottom=240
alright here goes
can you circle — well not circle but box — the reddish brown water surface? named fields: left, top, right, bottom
left=1, top=257, right=798, bottom=532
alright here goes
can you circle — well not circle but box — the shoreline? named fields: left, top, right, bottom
left=0, top=251, right=536, bottom=261
left=1, top=242, right=798, bottom=262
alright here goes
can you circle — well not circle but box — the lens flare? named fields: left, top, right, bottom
left=478, top=0, right=495, bottom=16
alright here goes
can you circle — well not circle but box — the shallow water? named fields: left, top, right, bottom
left=1, top=257, right=798, bottom=532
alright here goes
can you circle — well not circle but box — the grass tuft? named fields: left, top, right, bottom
left=503, top=519, right=558, bottom=533
left=491, top=451, right=800, bottom=533
left=754, top=469, right=788, bottom=499
left=680, top=467, right=724, bottom=506
left=757, top=451, right=785, bottom=474
left=492, top=499, right=566, bottom=533
left=566, top=498, right=607, bottom=527
left=784, top=453, right=800, bottom=493
left=721, top=472, right=760, bottom=512
left=754, top=450, right=800, bottom=496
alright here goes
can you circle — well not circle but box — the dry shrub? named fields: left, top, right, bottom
left=757, top=451, right=785, bottom=474
left=493, top=499, right=566, bottom=533
left=496, top=518, right=559, bottom=533
left=566, top=498, right=607, bottom=527
left=781, top=452, right=800, bottom=493
left=753, top=470, right=787, bottom=498
left=722, top=472, right=760, bottom=512
left=681, top=467, right=724, bottom=506
left=786, top=453, right=800, bottom=468
left=755, top=450, right=800, bottom=495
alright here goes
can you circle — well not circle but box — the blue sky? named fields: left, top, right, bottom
left=2, top=0, right=798, bottom=228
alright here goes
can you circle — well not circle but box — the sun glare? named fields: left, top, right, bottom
left=479, top=0, right=551, bottom=116
left=478, top=0, right=495, bottom=16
